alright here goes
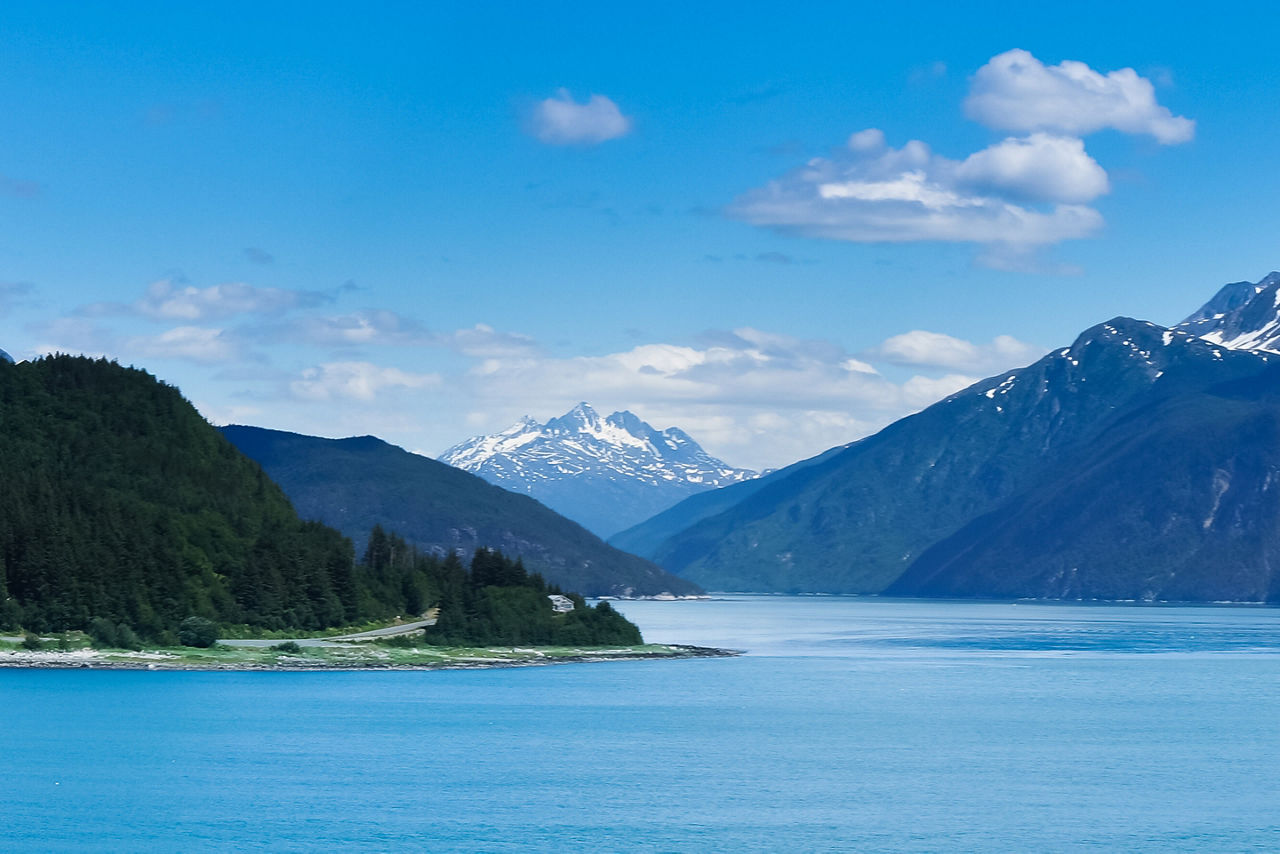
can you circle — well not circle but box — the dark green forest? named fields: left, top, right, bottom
left=364, top=525, right=643, bottom=647
left=0, top=356, right=643, bottom=645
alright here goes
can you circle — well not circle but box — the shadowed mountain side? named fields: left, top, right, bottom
left=608, top=443, right=850, bottom=559
left=642, top=319, right=1274, bottom=593
left=890, top=370, right=1280, bottom=601
left=220, top=426, right=700, bottom=598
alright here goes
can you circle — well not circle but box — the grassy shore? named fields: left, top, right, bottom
left=0, top=638, right=737, bottom=670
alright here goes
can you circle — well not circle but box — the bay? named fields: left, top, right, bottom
left=5, top=596, right=1280, bottom=852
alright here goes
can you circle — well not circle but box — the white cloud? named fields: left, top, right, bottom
left=29, top=317, right=118, bottom=360
left=954, top=133, right=1109, bottom=204
left=973, top=243, right=1083, bottom=275
left=284, top=314, right=539, bottom=359
left=900, top=374, right=981, bottom=406
left=447, top=324, right=540, bottom=358
left=128, top=326, right=241, bottom=364
left=529, top=89, right=633, bottom=145
left=729, top=130, right=1104, bottom=247
left=450, top=326, right=1011, bottom=469
left=28, top=317, right=248, bottom=365
left=290, top=361, right=440, bottom=402
left=867, top=330, right=1044, bottom=374
left=964, top=49, right=1195, bottom=144
left=84, top=279, right=331, bottom=322
left=194, top=401, right=264, bottom=426
left=731, top=49, right=1194, bottom=264
left=289, top=310, right=433, bottom=347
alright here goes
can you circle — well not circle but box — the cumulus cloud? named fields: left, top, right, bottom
left=529, top=89, right=633, bottom=145
left=954, top=133, right=1108, bottom=204
left=731, top=49, right=1194, bottom=264
left=866, top=330, right=1044, bottom=373
left=964, top=49, right=1195, bottom=144
left=290, top=361, right=440, bottom=402
left=729, top=130, right=1104, bottom=247
left=83, top=279, right=331, bottom=322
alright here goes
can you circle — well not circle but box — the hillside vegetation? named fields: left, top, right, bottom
left=0, top=356, right=356, bottom=635
left=222, top=425, right=699, bottom=597
left=0, top=356, right=648, bottom=644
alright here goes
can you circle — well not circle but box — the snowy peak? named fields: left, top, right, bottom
left=439, top=404, right=758, bottom=538
left=0, top=348, right=13, bottom=364
left=546, top=402, right=604, bottom=435
left=1178, top=271, right=1280, bottom=352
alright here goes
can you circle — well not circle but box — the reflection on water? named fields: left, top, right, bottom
left=615, top=595, right=1280, bottom=657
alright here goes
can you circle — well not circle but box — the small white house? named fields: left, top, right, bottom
left=547, top=594, right=575, bottom=613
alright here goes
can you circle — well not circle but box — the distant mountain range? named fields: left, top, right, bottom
left=620, top=272, right=1280, bottom=603
left=222, top=425, right=701, bottom=598
left=0, top=348, right=13, bottom=364
left=440, top=403, right=757, bottom=538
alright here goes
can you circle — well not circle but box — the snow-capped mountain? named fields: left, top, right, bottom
left=0, top=348, right=13, bottom=364
left=440, top=403, right=757, bottom=538
left=1178, top=271, right=1280, bottom=351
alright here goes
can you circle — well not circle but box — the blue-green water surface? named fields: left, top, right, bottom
left=5, top=597, right=1280, bottom=852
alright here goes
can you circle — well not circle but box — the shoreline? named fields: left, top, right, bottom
left=0, top=643, right=740, bottom=672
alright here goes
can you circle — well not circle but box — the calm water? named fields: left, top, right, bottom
left=6, top=596, right=1280, bottom=852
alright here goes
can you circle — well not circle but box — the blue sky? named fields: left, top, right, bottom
left=1, top=1, right=1278, bottom=468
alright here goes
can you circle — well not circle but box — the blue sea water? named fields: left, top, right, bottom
left=5, top=596, right=1280, bottom=852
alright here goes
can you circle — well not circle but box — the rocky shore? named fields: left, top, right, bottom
left=0, top=643, right=740, bottom=671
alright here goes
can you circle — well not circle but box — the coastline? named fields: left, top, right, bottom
left=0, top=643, right=739, bottom=672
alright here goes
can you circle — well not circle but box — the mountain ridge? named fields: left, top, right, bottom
left=1177, top=271, right=1280, bottom=352
left=222, top=424, right=701, bottom=597
left=634, top=310, right=1276, bottom=595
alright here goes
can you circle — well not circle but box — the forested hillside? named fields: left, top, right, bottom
left=0, top=356, right=649, bottom=643
left=222, top=425, right=699, bottom=597
left=360, top=526, right=643, bottom=647
left=0, top=355, right=360, bottom=635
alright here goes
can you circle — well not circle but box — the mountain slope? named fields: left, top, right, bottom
left=608, top=443, right=850, bottom=559
left=221, top=425, right=700, bottom=597
left=644, top=319, right=1273, bottom=593
left=890, top=368, right=1280, bottom=601
left=440, top=403, right=756, bottom=538
left=0, top=356, right=357, bottom=635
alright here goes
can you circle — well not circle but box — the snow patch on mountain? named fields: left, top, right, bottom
left=1179, top=271, right=1280, bottom=353
left=440, top=403, right=758, bottom=538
